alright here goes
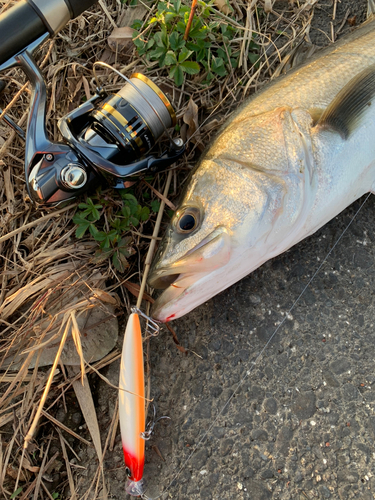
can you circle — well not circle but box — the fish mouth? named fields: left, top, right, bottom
left=148, top=227, right=231, bottom=321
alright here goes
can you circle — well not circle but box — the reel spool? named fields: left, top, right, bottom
left=78, top=72, right=177, bottom=164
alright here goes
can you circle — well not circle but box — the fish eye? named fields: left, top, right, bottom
left=125, top=466, right=132, bottom=478
left=175, top=207, right=200, bottom=234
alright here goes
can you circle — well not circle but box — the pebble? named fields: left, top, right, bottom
left=263, top=397, right=278, bottom=414
left=330, top=357, right=351, bottom=375
left=292, top=391, right=316, bottom=419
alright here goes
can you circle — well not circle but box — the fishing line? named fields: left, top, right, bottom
left=155, top=193, right=372, bottom=498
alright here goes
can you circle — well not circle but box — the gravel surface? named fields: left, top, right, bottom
left=74, top=1, right=375, bottom=499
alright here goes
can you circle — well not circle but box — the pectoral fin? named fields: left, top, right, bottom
left=317, top=65, right=375, bottom=139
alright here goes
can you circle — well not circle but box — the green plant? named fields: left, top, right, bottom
left=73, top=194, right=151, bottom=272
left=132, top=0, right=257, bottom=86
left=10, top=488, right=23, bottom=499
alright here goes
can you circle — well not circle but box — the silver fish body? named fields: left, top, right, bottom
left=149, top=19, right=375, bottom=322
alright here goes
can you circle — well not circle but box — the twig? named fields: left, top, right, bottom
left=0, top=204, right=76, bottom=244
left=136, top=170, right=173, bottom=309
left=183, top=0, right=198, bottom=41
left=142, top=179, right=176, bottom=211
left=23, top=318, right=72, bottom=449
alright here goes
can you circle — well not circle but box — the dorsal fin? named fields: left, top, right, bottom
left=317, top=65, right=375, bottom=139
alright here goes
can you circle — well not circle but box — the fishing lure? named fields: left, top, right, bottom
left=119, top=311, right=146, bottom=496
left=119, top=308, right=161, bottom=497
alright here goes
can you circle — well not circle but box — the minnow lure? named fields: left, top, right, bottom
left=119, top=311, right=146, bottom=497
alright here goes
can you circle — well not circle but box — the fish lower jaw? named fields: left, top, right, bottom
left=151, top=272, right=208, bottom=322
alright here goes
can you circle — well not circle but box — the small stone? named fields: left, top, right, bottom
left=220, top=438, right=234, bottom=456
left=261, top=469, right=274, bottom=479
left=193, top=448, right=209, bottom=469
left=319, top=485, right=331, bottom=498
left=292, top=391, right=316, bottom=419
left=263, top=397, right=277, bottom=414
left=249, top=294, right=261, bottom=304
left=252, top=429, right=268, bottom=441
left=341, top=383, right=359, bottom=401
left=330, top=357, right=351, bottom=375
left=211, top=427, right=226, bottom=440
left=194, top=400, right=212, bottom=419
left=243, top=479, right=271, bottom=500
left=276, top=426, right=293, bottom=455
left=248, top=384, right=265, bottom=401
left=208, top=339, right=221, bottom=351
left=222, top=340, right=235, bottom=355
left=295, top=471, right=303, bottom=483
left=71, top=412, right=82, bottom=426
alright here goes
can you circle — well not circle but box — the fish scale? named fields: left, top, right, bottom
left=149, top=18, right=375, bottom=322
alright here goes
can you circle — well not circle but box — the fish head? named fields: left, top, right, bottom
left=148, top=155, right=278, bottom=322
left=149, top=106, right=315, bottom=322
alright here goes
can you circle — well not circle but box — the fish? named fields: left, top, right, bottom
left=148, top=15, right=375, bottom=322
left=118, top=312, right=147, bottom=497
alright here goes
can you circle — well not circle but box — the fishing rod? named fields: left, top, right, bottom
left=0, top=0, right=185, bottom=207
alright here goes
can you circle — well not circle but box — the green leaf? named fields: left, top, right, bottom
left=164, top=50, right=178, bottom=65
left=178, top=47, right=193, bottom=63
left=165, top=10, right=178, bottom=23
left=189, top=22, right=207, bottom=39
left=122, top=205, right=131, bottom=218
left=248, top=52, right=259, bottom=65
left=113, top=251, right=130, bottom=272
left=77, top=198, right=102, bottom=220
left=180, top=60, right=200, bottom=75
left=131, top=19, right=143, bottom=30
left=10, top=488, right=23, bottom=499
left=93, top=231, right=108, bottom=243
left=211, top=56, right=226, bottom=76
left=151, top=199, right=160, bottom=212
left=122, top=193, right=137, bottom=202
left=172, top=0, right=181, bottom=13
left=139, top=206, right=150, bottom=221
left=169, top=64, right=184, bottom=86
left=149, top=46, right=166, bottom=61
left=133, top=35, right=145, bottom=49
left=119, top=236, right=133, bottom=248
left=129, top=216, right=139, bottom=227
left=122, top=194, right=139, bottom=215
left=169, top=31, right=185, bottom=51
left=161, top=24, right=169, bottom=47
left=89, top=223, right=99, bottom=237
left=176, top=21, right=186, bottom=33
left=74, top=222, right=91, bottom=239
left=154, top=31, right=165, bottom=48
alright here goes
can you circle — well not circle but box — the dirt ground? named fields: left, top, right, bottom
left=1, top=0, right=374, bottom=499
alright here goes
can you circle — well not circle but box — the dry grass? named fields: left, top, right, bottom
left=0, top=0, right=332, bottom=498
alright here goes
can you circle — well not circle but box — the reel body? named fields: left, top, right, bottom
left=1, top=39, right=184, bottom=206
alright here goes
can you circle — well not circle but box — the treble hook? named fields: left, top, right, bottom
left=140, top=403, right=171, bottom=441
left=131, top=307, right=161, bottom=337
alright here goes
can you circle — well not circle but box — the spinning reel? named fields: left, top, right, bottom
left=0, top=0, right=185, bottom=207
